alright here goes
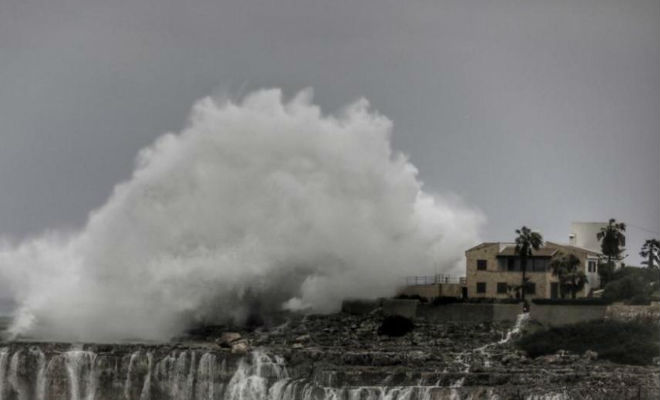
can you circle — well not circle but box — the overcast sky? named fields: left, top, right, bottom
left=1, top=0, right=658, bottom=269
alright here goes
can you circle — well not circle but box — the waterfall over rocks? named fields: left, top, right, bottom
left=0, top=341, right=656, bottom=400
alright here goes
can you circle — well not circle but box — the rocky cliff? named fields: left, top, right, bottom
left=1, top=310, right=658, bottom=399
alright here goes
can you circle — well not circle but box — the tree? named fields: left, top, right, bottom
left=639, top=239, right=660, bottom=270
left=596, top=219, right=626, bottom=286
left=597, top=219, right=626, bottom=264
left=550, top=253, right=588, bottom=299
left=514, top=226, right=544, bottom=301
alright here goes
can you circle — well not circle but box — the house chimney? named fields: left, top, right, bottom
left=569, top=233, right=576, bottom=246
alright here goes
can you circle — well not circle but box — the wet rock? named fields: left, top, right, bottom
left=230, top=339, right=250, bottom=354
left=217, top=332, right=242, bottom=348
left=295, top=334, right=311, bottom=342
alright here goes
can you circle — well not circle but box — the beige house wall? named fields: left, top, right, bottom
left=466, top=242, right=600, bottom=299
left=544, top=242, right=600, bottom=296
left=397, top=283, right=463, bottom=299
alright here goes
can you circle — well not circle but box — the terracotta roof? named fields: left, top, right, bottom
left=496, top=246, right=558, bottom=257
left=465, top=242, right=498, bottom=252
left=545, top=241, right=601, bottom=256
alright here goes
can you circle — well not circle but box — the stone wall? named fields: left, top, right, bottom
left=417, top=303, right=522, bottom=323
left=605, top=303, right=660, bottom=323
left=343, top=299, right=660, bottom=327
left=530, top=304, right=607, bottom=326
left=341, top=299, right=383, bottom=315
left=382, top=299, right=418, bottom=319
left=397, top=284, right=440, bottom=300
left=397, top=283, right=463, bottom=300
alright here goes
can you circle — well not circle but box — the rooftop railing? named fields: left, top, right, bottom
left=404, top=275, right=466, bottom=286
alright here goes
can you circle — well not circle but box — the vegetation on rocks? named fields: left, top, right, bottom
left=517, top=320, right=660, bottom=365
left=377, top=315, right=415, bottom=337
left=602, top=266, right=660, bottom=304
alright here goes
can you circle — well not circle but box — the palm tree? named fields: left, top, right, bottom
left=514, top=226, right=544, bottom=301
left=596, top=219, right=626, bottom=265
left=550, top=253, right=588, bottom=299
left=596, top=219, right=626, bottom=286
left=639, top=239, right=660, bottom=270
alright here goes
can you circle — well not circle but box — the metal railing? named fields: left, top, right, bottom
left=405, top=275, right=466, bottom=286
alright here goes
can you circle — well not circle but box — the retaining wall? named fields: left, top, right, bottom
left=342, top=299, right=649, bottom=327
left=530, top=304, right=607, bottom=326
left=382, top=299, right=418, bottom=319
left=417, top=303, right=522, bottom=323
left=341, top=299, right=382, bottom=315
left=605, top=303, right=660, bottom=322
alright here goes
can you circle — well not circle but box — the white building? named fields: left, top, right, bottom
left=569, top=222, right=608, bottom=254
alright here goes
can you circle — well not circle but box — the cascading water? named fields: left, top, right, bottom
left=0, top=345, right=513, bottom=400
left=0, top=340, right=654, bottom=400
left=450, top=312, right=530, bottom=389
left=0, top=313, right=655, bottom=399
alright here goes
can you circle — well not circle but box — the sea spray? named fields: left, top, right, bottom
left=0, top=89, right=484, bottom=342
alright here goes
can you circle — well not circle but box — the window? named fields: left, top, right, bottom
left=507, top=258, right=516, bottom=271
left=476, top=282, right=486, bottom=294
left=529, top=258, right=546, bottom=272
left=525, top=282, right=536, bottom=295
left=497, top=282, right=508, bottom=294
left=588, top=260, right=596, bottom=273
left=477, top=259, right=488, bottom=271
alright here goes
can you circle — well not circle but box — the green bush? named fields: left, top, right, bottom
left=377, top=315, right=414, bottom=337
left=431, top=296, right=462, bottom=305
left=517, top=320, right=660, bottom=365
left=532, top=298, right=611, bottom=305
left=394, top=294, right=429, bottom=303
left=628, top=294, right=651, bottom=305
left=603, top=274, right=650, bottom=302
left=430, top=297, right=521, bottom=306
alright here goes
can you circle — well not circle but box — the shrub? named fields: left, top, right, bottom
left=628, top=294, right=651, bottom=305
left=603, top=274, right=649, bottom=302
left=394, top=294, right=429, bottom=303
left=429, top=297, right=521, bottom=306
left=532, top=298, right=611, bottom=305
left=377, top=315, right=414, bottom=337
left=517, top=320, right=660, bottom=365
left=431, top=296, right=463, bottom=305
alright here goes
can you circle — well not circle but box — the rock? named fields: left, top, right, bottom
left=539, top=350, right=579, bottom=364
left=230, top=339, right=249, bottom=354
left=583, top=350, right=598, bottom=361
left=217, top=332, right=242, bottom=348
left=295, top=334, right=311, bottom=342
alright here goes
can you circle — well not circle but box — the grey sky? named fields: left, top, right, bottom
left=1, top=0, right=658, bottom=268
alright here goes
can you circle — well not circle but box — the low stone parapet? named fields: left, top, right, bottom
left=605, top=303, right=660, bottom=323
left=529, top=304, right=607, bottom=326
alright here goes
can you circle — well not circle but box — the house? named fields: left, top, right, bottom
left=465, top=242, right=601, bottom=299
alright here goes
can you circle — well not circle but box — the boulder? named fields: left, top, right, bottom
left=583, top=350, right=598, bottom=361
left=230, top=339, right=250, bottom=354
left=217, top=332, right=242, bottom=348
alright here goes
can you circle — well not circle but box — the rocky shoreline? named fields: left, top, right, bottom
left=1, top=309, right=659, bottom=399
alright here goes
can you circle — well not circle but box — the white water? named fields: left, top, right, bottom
left=64, top=350, right=97, bottom=400
left=0, top=344, right=638, bottom=400
left=0, top=89, right=484, bottom=342
left=450, top=312, right=530, bottom=388
left=0, top=348, right=8, bottom=400
left=0, top=347, right=510, bottom=400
